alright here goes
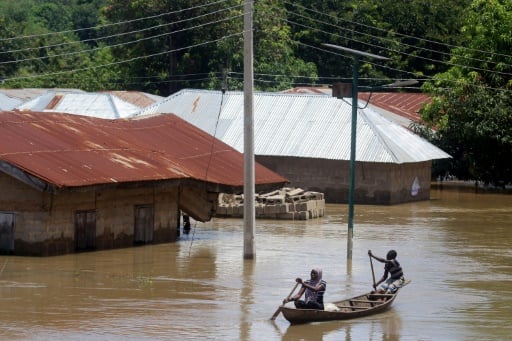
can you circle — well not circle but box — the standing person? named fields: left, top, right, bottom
left=283, top=268, right=326, bottom=310
left=368, top=250, right=405, bottom=294
left=183, top=214, right=191, bottom=234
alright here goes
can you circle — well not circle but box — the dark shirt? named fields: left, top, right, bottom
left=386, top=259, right=403, bottom=280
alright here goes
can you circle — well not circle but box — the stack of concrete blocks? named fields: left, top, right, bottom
left=215, top=187, right=325, bottom=220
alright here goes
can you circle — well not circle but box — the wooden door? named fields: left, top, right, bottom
left=75, top=210, right=96, bottom=251
left=134, top=205, right=154, bottom=244
left=0, top=213, right=15, bottom=254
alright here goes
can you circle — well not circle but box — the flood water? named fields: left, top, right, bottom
left=0, top=188, right=511, bottom=340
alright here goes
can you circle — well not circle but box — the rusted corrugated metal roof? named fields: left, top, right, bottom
left=0, top=111, right=287, bottom=190
left=359, top=92, right=429, bottom=122
left=100, top=91, right=163, bottom=107
left=285, top=86, right=331, bottom=95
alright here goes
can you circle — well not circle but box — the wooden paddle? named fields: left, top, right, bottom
left=369, top=250, right=377, bottom=289
left=270, top=282, right=300, bottom=320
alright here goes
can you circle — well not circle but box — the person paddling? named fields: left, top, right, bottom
left=283, top=268, right=326, bottom=310
left=368, top=250, right=405, bottom=294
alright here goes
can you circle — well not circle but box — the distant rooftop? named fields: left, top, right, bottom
left=134, top=89, right=450, bottom=164
left=283, top=87, right=429, bottom=127
left=16, top=91, right=141, bottom=119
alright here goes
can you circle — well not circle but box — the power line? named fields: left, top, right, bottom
left=2, top=1, right=510, bottom=94
left=0, top=3, right=244, bottom=56
left=2, top=31, right=244, bottom=82
left=0, top=12, right=244, bottom=65
left=283, top=15, right=512, bottom=77
left=283, top=0, right=512, bottom=61
left=0, top=0, right=234, bottom=43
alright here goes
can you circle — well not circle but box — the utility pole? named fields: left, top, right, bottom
left=243, top=0, right=255, bottom=259
left=322, top=44, right=390, bottom=261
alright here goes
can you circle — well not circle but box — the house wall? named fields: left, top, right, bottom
left=255, top=156, right=432, bottom=204
left=0, top=173, right=205, bottom=256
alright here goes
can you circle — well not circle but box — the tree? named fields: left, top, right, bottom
left=286, top=0, right=471, bottom=87
left=0, top=0, right=120, bottom=91
left=101, top=0, right=317, bottom=94
left=418, top=0, right=512, bottom=185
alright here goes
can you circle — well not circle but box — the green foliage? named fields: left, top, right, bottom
left=2, top=0, right=512, bottom=185
left=0, top=0, right=118, bottom=91
left=418, top=0, right=512, bottom=185
left=1, top=0, right=472, bottom=92
left=286, top=0, right=471, bottom=86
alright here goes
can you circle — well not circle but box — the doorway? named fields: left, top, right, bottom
left=134, top=205, right=154, bottom=244
left=75, top=210, right=97, bottom=251
left=0, top=212, right=15, bottom=254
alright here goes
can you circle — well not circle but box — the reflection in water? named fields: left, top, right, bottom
left=280, top=321, right=350, bottom=341
left=0, top=189, right=511, bottom=340
left=240, top=260, right=255, bottom=341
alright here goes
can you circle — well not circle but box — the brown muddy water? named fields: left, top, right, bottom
left=0, top=188, right=511, bottom=340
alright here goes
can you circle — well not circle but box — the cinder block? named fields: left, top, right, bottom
left=295, top=202, right=307, bottom=211
left=286, top=188, right=304, bottom=197
left=216, top=206, right=226, bottom=215
left=316, top=199, right=325, bottom=210
left=277, top=212, right=295, bottom=220
left=264, top=195, right=285, bottom=204
left=297, top=211, right=308, bottom=220
left=225, top=206, right=233, bottom=215
left=256, top=205, right=265, bottom=216
left=278, top=203, right=291, bottom=213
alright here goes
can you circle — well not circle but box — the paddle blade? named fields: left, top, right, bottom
left=270, top=307, right=281, bottom=320
left=270, top=282, right=299, bottom=320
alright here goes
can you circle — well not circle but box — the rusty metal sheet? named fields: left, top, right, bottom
left=359, top=92, right=430, bottom=121
left=100, top=91, right=163, bottom=108
left=0, top=111, right=287, bottom=189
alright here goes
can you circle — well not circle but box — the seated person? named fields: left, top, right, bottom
left=284, top=268, right=326, bottom=310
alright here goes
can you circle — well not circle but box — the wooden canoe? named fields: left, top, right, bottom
left=281, top=280, right=410, bottom=324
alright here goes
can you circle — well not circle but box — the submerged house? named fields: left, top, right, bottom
left=134, top=89, right=451, bottom=204
left=0, top=111, right=286, bottom=256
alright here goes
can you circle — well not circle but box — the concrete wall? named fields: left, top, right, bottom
left=256, top=156, right=432, bottom=204
left=0, top=173, right=212, bottom=256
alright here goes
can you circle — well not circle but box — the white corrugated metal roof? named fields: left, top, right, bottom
left=17, top=92, right=141, bottom=119
left=133, top=89, right=451, bottom=164
left=0, top=93, right=22, bottom=110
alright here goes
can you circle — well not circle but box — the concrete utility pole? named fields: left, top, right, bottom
left=243, top=0, right=255, bottom=259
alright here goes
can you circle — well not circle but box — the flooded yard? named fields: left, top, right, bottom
left=0, top=188, right=511, bottom=340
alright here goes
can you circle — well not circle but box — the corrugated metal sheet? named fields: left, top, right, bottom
left=0, top=88, right=84, bottom=101
left=17, top=92, right=141, bottom=119
left=282, top=87, right=429, bottom=127
left=134, top=89, right=451, bottom=164
left=0, top=93, right=22, bottom=110
left=0, top=111, right=287, bottom=189
left=100, top=91, right=164, bottom=107
left=359, top=92, right=430, bottom=122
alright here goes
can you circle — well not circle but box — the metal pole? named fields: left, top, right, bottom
left=347, top=56, right=359, bottom=260
left=321, top=44, right=390, bottom=263
left=243, top=0, right=255, bottom=259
